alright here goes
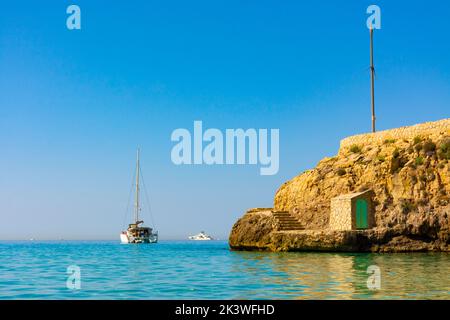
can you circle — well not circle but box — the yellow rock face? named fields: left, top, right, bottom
left=230, top=119, right=450, bottom=252
left=274, top=120, right=450, bottom=229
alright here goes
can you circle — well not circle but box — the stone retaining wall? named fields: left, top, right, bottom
left=340, top=118, right=450, bottom=151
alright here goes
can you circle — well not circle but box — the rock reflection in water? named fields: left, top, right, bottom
left=229, top=251, right=450, bottom=299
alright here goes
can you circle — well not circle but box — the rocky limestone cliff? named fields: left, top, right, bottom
left=229, top=119, right=450, bottom=252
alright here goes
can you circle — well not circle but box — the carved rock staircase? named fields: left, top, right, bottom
left=273, top=211, right=304, bottom=231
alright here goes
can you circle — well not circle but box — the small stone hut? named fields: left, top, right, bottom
left=329, top=190, right=375, bottom=231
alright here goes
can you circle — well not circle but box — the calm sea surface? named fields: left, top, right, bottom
left=0, top=240, right=448, bottom=299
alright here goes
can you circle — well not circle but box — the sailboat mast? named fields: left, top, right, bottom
left=134, top=148, right=140, bottom=223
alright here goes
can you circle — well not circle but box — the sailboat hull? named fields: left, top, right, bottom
left=120, top=231, right=158, bottom=244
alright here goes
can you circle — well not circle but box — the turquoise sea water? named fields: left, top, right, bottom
left=0, top=240, right=449, bottom=299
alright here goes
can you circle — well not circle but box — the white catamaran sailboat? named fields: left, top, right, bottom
left=120, top=149, right=158, bottom=244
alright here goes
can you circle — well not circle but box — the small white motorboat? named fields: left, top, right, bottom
left=188, top=231, right=213, bottom=241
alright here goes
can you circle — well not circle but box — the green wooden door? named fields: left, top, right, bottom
left=356, top=199, right=368, bottom=229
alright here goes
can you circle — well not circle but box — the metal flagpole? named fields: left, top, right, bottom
left=370, top=27, right=376, bottom=133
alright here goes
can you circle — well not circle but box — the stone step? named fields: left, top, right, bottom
left=279, top=225, right=303, bottom=229
left=278, top=226, right=304, bottom=229
left=278, top=222, right=302, bottom=225
left=277, top=222, right=300, bottom=225
left=273, top=214, right=297, bottom=218
left=275, top=217, right=301, bottom=221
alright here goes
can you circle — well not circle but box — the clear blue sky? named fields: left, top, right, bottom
left=1, top=0, right=449, bottom=240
